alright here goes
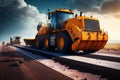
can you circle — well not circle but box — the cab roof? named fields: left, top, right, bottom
left=78, top=16, right=99, bottom=21
left=51, top=8, right=74, bottom=14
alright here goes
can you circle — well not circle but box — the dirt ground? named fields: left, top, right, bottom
left=0, top=46, right=72, bottom=80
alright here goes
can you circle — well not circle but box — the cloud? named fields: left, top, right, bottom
left=0, top=0, right=47, bottom=42
left=90, top=0, right=120, bottom=18
left=93, top=0, right=120, bottom=19
left=70, top=0, right=120, bottom=16
left=69, top=0, right=103, bottom=12
left=0, top=0, right=27, bottom=6
left=101, top=0, right=120, bottom=14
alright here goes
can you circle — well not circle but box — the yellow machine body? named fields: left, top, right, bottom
left=64, top=16, right=108, bottom=51
left=24, top=8, right=108, bottom=53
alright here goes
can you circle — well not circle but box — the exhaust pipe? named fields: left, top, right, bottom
left=80, top=11, right=82, bottom=16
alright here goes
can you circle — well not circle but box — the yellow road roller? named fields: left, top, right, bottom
left=24, top=8, right=108, bottom=53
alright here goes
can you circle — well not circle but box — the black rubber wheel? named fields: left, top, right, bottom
left=35, top=35, right=44, bottom=49
left=43, top=34, right=52, bottom=50
left=56, top=31, right=72, bottom=53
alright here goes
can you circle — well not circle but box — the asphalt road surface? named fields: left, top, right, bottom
left=0, top=46, right=72, bottom=80
left=0, top=45, right=120, bottom=80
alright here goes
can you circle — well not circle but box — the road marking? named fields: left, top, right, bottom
left=92, top=53, right=120, bottom=58
left=38, top=49, right=120, bottom=71
left=62, top=56, right=120, bottom=70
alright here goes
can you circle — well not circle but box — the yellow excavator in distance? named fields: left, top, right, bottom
left=24, top=8, right=108, bottom=53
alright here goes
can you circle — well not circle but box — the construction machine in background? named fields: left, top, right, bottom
left=24, top=8, right=108, bottom=53
left=10, top=36, right=21, bottom=45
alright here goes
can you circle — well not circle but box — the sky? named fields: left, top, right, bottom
left=0, top=0, right=120, bottom=44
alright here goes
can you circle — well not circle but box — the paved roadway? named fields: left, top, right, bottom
left=0, top=46, right=72, bottom=80
left=15, top=45, right=120, bottom=80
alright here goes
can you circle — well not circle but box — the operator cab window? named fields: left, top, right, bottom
left=51, top=12, right=73, bottom=29
left=51, top=14, right=56, bottom=29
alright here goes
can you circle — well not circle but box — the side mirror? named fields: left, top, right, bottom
left=80, top=11, right=82, bottom=16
